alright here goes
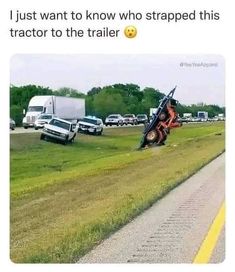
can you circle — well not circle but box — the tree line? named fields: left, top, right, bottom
left=10, top=84, right=225, bottom=125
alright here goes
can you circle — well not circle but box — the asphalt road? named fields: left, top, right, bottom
left=79, top=154, right=225, bottom=263
left=10, top=127, right=40, bottom=134
left=10, top=122, right=220, bottom=135
left=10, top=124, right=144, bottom=134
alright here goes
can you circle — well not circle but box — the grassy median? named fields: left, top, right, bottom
left=10, top=122, right=225, bottom=263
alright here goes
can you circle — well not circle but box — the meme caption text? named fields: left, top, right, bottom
left=9, top=9, right=220, bottom=39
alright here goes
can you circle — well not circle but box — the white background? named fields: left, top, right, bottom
left=0, top=0, right=234, bottom=271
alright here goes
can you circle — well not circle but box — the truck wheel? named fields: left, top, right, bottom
left=24, top=126, right=28, bottom=129
left=35, top=127, right=38, bottom=130
left=97, top=129, right=103, bottom=135
left=40, top=134, right=45, bottom=140
left=63, top=136, right=69, bottom=145
left=69, top=134, right=76, bottom=143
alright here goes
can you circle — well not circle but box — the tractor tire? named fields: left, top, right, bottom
left=146, top=130, right=158, bottom=143
left=156, top=129, right=165, bottom=144
left=159, top=132, right=167, bottom=144
left=159, top=112, right=167, bottom=121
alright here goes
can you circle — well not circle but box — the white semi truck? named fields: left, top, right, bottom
left=149, top=108, right=158, bottom=117
left=183, top=113, right=192, bottom=119
left=22, top=96, right=85, bottom=128
left=197, top=111, right=208, bottom=121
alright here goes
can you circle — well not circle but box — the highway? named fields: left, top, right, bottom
left=10, top=127, right=40, bottom=134
left=79, top=154, right=225, bottom=263
left=9, top=124, right=144, bottom=134
left=10, top=122, right=223, bottom=135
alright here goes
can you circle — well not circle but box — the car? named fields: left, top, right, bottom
left=105, top=114, right=124, bottom=126
left=212, top=116, right=219, bottom=122
left=179, top=117, right=190, bottom=123
left=136, top=114, right=148, bottom=124
left=10, top=118, right=16, bottom=130
left=34, top=113, right=55, bottom=130
left=40, top=117, right=76, bottom=145
left=76, top=116, right=104, bottom=135
left=123, top=114, right=138, bottom=125
left=191, top=117, right=200, bottom=122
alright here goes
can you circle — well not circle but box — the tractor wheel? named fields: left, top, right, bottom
left=159, top=132, right=167, bottom=144
left=146, top=130, right=158, bottom=143
left=156, top=129, right=164, bottom=144
left=159, top=112, right=167, bottom=121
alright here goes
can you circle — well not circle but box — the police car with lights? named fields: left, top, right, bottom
left=76, top=116, right=104, bottom=135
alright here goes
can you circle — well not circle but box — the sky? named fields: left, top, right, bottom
left=10, top=54, right=225, bottom=106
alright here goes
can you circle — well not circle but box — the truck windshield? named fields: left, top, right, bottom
left=39, top=115, right=52, bottom=120
left=82, top=118, right=99, bottom=125
left=28, top=106, right=43, bottom=112
left=198, top=113, right=205, bottom=118
left=49, top=119, right=70, bottom=130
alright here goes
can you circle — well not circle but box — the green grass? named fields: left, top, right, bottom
left=10, top=122, right=225, bottom=263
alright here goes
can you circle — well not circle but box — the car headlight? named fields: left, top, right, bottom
left=60, top=133, right=67, bottom=137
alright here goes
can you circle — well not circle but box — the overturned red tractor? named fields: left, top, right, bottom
left=139, top=87, right=182, bottom=149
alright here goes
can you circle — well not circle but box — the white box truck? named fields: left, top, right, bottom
left=218, top=113, right=225, bottom=121
left=183, top=113, right=192, bottom=119
left=197, top=111, right=208, bottom=121
left=182, top=113, right=193, bottom=122
left=150, top=108, right=158, bottom=117
left=23, top=96, right=85, bottom=128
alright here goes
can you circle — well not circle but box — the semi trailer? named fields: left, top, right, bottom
left=22, top=95, right=85, bottom=128
left=197, top=111, right=208, bottom=121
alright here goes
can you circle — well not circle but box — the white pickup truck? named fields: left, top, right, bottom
left=40, top=117, right=76, bottom=145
